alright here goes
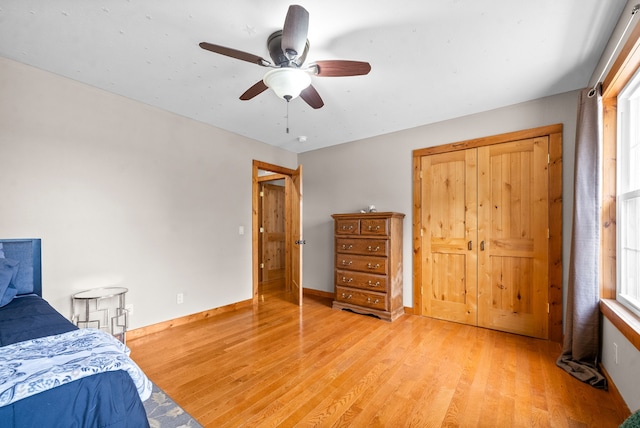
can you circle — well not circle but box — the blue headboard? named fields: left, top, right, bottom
left=0, top=239, right=42, bottom=297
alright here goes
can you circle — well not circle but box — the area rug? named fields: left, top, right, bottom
left=144, top=382, right=203, bottom=428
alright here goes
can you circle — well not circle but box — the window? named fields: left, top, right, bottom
left=616, top=69, right=640, bottom=317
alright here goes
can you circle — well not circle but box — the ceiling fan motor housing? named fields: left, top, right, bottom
left=267, top=30, right=309, bottom=67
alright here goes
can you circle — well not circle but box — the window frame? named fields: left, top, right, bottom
left=600, top=19, right=640, bottom=351
left=615, top=75, right=640, bottom=318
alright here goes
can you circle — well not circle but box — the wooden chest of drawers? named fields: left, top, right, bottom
left=331, top=212, right=405, bottom=321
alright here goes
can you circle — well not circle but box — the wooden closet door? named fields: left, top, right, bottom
left=421, top=149, right=478, bottom=325
left=477, top=137, right=549, bottom=339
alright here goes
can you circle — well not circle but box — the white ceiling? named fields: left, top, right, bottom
left=0, top=1, right=628, bottom=153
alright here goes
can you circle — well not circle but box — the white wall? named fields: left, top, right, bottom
left=0, top=57, right=297, bottom=328
left=602, top=318, right=640, bottom=412
left=300, top=91, right=578, bottom=308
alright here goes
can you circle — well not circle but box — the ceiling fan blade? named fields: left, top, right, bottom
left=282, top=5, right=309, bottom=59
left=312, top=60, right=372, bottom=77
left=240, top=80, right=269, bottom=100
left=199, top=42, right=271, bottom=67
left=300, top=85, right=324, bottom=109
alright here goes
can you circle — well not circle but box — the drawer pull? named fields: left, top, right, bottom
left=342, top=277, right=353, bottom=283
left=367, top=280, right=380, bottom=287
left=341, top=260, right=353, bottom=266
left=341, top=244, right=353, bottom=250
left=342, top=225, right=354, bottom=230
left=367, top=297, right=380, bottom=304
left=367, top=225, right=380, bottom=231
left=341, top=293, right=353, bottom=299
left=367, top=263, right=380, bottom=269
left=367, top=246, right=380, bottom=252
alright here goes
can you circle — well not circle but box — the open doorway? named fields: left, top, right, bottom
left=252, top=160, right=303, bottom=306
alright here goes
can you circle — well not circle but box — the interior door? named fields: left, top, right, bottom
left=260, top=183, right=286, bottom=285
left=252, top=160, right=303, bottom=307
left=421, top=150, right=478, bottom=325
left=477, top=137, right=549, bottom=338
left=288, top=165, right=303, bottom=306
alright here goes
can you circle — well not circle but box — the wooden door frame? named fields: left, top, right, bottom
left=252, top=160, right=301, bottom=306
left=412, top=124, right=564, bottom=342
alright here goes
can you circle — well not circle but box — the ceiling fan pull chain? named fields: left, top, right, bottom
left=285, top=95, right=291, bottom=134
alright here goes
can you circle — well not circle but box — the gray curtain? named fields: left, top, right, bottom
left=556, top=86, right=606, bottom=389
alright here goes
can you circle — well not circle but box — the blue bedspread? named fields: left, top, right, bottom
left=0, top=328, right=152, bottom=406
left=0, top=295, right=77, bottom=346
left=0, top=295, right=150, bottom=427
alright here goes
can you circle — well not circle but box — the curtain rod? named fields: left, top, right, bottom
left=589, top=3, right=640, bottom=97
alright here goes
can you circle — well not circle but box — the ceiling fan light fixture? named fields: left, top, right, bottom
left=263, top=68, right=311, bottom=100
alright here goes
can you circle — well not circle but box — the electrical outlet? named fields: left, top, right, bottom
left=125, top=304, right=134, bottom=316
left=614, top=342, right=618, bottom=364
left=177, top=293, right=184, bottom=304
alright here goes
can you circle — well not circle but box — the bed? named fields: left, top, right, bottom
left=0, top=238, right=151, bottom=427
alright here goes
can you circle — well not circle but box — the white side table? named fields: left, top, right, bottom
left=72, top=287, right=128, bottom=343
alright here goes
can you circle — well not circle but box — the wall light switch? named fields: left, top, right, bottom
left=239, top=226, right=244, bottom=235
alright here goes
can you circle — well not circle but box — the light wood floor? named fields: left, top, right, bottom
left=128, top=289, right=628, bottom=427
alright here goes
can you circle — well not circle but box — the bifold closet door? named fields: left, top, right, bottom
left=477, top=137, right=549, bottom=339
left=420, top=149, right=478, bottom=325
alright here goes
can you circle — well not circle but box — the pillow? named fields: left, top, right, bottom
left=0, top=243, right=4, bottom=258
left=0, top=258, right=20, bottom=307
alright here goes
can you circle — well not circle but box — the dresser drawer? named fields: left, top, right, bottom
left=335, top=219, right=360, bottom=235
left=336, top=238, right=388, bottom=256
left=336, top=270, right=387, bottom=291
left=335, top=254, right=387, bottom=275
left=336, top=286, right=387, bottom=311
left=360, top=219, right=388, bottom=236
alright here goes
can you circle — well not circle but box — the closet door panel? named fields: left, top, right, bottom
left=421, top=150, right=478, bottom=325
left=477, top=137, right=549, bottom=338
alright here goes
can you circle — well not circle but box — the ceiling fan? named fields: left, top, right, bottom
left=199, top=4, right=371, bottom=109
